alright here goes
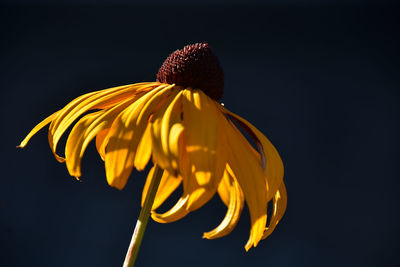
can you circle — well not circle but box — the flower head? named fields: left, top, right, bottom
left=19, top=43, right=286, bottom=251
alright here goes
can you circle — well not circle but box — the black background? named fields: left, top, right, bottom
left=1, top=1, right=399, bottom=267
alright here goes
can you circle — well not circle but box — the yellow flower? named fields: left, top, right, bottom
left=18, top=43, right=286, bottom=251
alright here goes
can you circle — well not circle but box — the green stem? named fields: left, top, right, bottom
left=123, top=164, right=164, bottom=267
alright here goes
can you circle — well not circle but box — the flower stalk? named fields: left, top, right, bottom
left=123, top=164, right=164, bottom=267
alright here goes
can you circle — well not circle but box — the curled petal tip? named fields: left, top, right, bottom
left=244, top=244, right=251, bottom=252
left=244, top=239, right=259, bottom=252
left=106, top=178, right=126, bottom=191
left=55, top=156, right=66, bottom=163
left=150, top=212, right=165, bottom=223
left=111, top=184, right=125, bottom=191
left=202, top=233, right=214, bottom=240
left=202, top=233, right=210, bottom=239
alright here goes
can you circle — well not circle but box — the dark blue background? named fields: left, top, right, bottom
left=1, top=1, right=399, bottom=267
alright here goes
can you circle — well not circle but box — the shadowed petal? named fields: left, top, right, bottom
left=95, top=128, right=110, bottom=161
left=215, top=105, right=268, bottom=251
left=222, top=106, right=284, bottom=202
left=65, top=111, right=103, bottom=177
left=65, top=96, right=138, bottom=178
left=105, top=85, right=175, bottom=190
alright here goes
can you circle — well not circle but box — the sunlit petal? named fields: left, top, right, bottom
left=49, top=83, right=164, bottom=162
left=18, top=111, right=59, bottom=148
left=150, top=90, right=183, bottom=173
left=203, top=169, right=244, bottom=239
left=134, top=124, right=152, bottom=171
left=262, top=182, right=287, bottom=239
left=217, top=169, right=232, bottom=207
left=142, top=166, right=182, bottom=210
left=181, top=89, right=223, bottom=211
left=151, top=196, right=189, bottom=223
left=160, top=90, right=184, bottom=171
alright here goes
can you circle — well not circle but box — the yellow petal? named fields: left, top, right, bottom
left=141, top=167, right=182, bottom=210
left=222, top=106, right=284, bottom=202
left=105, top=85, right=175, bottom=190
left=18, top=111, right=59, bottom=148
left=65, top=95, right=137, bottom=178
left=46, top=88, right=119, bottom=162
left=150, top=90, right=183, bottom=173
left=65, top=110, right=104, bottom=177
left=160, top=91, right=184, bottom=171
left=93, top=82, right=162, bottom=109
left=49, top=82, right=164, bottom=163
left=95, top=128, right=110, bottom=161
left=151, top=196, right=189, bottom=223
left=203, top=168, right=244, bottom=239
left=134, top=123, right=152, bottom=171
left=262, top=182, right=287, bottom=239
left=217, top=167, right=232, bottom=207
left=168, top=123, right=185, bottom=167
left=181, top=90, right=223, bottom=211
left=214, top=104, right=267, bottom=251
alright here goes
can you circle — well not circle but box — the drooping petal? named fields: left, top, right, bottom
left=217, top=170, right=232, bottom=207
left=141, top=166, right=182, bottom=210
left=151, top=196, right=189, bottom=223
left=203, top=168, right=244, bottom=239
left=49, top=82, right=164, bottom=162
left=150, top=91, right=197, bottom=223
left=93, top=82, right=162, bottom=109
left=65, top=96, right=137, bottom=178
left=105, top=85, right=175, bottom=190
left=214, top=104, right=268, bottom=251
left=181, top=89, right=223, bottom=211
left=95, top=128, right=110, bottom=161
left=155, top=91, right=227, bottom=219
left=150, top=90, right=183, bottom=173
left=18, top=111, right=59, bottom=148
left=154, top=173, right=182, bottom=210
left=168, top=123, right=185, bottom=169
left=160, top=90, right=184, bottom=171
left=47, top=86, right=127, bottom=162
left=222, top=106, right=284, bottom=202
left=262, top=182, right=287, bottom=239
left=134, top=123, right=153, bottom=171
left=150, top=130, right=192, bottom=223
left=65, top=110, right=104, bottom=177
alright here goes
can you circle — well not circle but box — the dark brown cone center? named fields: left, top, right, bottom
left=156, top=43, right=224, bottom=101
